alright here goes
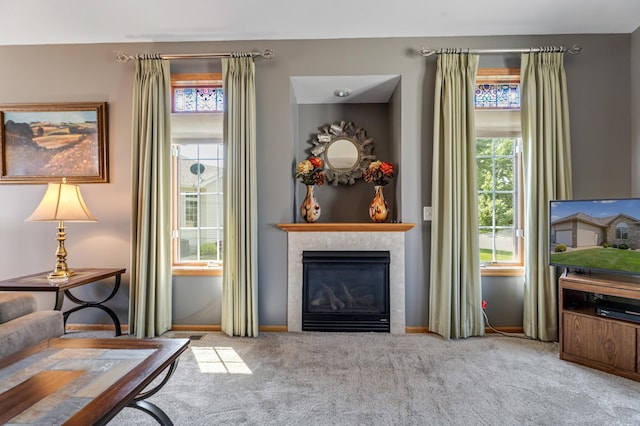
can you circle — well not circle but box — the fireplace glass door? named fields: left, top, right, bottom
left=302, top=250, right=390, bottom=332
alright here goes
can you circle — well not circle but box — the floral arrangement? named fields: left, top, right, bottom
left=363, top=160, right=395, bottom=186
left=295, top=157, right=326, bottom=186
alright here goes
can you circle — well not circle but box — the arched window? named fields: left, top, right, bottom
left=616, top=222, right=629, bottom=239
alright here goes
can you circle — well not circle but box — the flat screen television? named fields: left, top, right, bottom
left=549, top=198, right=640, bottom=276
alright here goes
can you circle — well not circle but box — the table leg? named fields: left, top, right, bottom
left=62, top=274, right=123, bottom=336
left=128, top=400, right=173, bottom=426
left=63, top=303, right=122, bottom=336
left=126, top=359, right=180, bottom=425
left=53, top=290, right=65, bottom=311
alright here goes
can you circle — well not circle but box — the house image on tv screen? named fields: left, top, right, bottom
left=551, top=212, right=640, bottom=250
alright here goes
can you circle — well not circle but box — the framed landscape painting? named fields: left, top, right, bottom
left=0, top=102, right=108, bottom=183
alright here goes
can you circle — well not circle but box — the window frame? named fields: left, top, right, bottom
left=476, top=68, right=524, bottom=277
left=171, top=73, right=224, bottom=276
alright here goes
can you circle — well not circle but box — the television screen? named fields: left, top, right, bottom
left=549, top=198, right=640, bottom=276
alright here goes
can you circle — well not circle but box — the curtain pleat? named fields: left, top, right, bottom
left=521, top=52, right=573, bottom=341
left=429, top=53, right=484, bottom=339
left=129, top=59, right=172, bottom=338
left=221, top=57, right=259, bottom=337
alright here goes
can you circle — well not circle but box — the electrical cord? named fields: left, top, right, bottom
left=482, top=309, right=533, bottom=340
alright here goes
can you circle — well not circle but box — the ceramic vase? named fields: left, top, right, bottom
left=301, top=185, right=321, bottom=223
left=369, top=185, right=390, bottom=223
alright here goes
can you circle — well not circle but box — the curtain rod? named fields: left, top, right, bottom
left=116, top=49, right=274, bottom=63
left=419, top=44, right=582, bottom=57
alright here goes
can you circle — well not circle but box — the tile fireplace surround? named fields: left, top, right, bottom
left=278, top=223, right=415, bottom=334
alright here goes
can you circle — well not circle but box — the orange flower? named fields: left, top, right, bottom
left=309, top=157, right=323, bottom=169
left=379, top=161, right=395, bottom=177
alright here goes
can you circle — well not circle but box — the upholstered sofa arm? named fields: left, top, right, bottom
left=0, top=293, right=65, bottom=360
left=0, top=293, right=37, bottom=324
left=0, top=310, right=64, bottom=359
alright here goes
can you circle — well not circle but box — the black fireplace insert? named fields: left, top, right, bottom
left=302, top=250, right=390, bottom=332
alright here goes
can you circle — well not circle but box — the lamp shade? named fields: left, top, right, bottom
left=26, top=182, right=97, bottom=222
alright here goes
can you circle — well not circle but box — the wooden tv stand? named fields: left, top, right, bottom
left=559, top=271, right=640, bottom=381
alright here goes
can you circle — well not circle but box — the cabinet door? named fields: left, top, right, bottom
left=563, top=312, right=637, bottom=372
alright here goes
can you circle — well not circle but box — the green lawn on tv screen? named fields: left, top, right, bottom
left=550, top=247, right=640, bottom=274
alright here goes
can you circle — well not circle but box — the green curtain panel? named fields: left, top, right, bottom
left=429, top=53, right=484, bottom=339
left=521, top=52, right=573, bottom=342
left=129, top=58, right=172, bottom=338
left=221, top=56, right=259, bottom=337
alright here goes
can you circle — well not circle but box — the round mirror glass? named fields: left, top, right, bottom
left=326, top=138, right=359, bottom=170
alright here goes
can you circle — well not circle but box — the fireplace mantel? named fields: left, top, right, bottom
left=280, top=222, right=414, bottom=334
left=277, top=223, right=415, bottom=232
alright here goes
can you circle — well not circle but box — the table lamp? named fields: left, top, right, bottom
left=26, top=178, right=97, bottom=279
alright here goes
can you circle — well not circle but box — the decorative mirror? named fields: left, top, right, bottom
left=310, top=121, right=376, bottom=185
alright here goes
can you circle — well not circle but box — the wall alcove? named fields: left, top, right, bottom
left=290, top=75, right=402, bottom=223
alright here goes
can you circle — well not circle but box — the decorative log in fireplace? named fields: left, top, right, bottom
left=302, top=250, right=390, bottom=332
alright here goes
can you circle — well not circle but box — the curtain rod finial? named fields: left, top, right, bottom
left=419, top=47, right=437, bottom=57
left=116, top=52, right=132, bottom=63
left=568, top=45, right=582, bottom=55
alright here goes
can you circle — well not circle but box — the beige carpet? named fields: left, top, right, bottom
left=79, top=331, right=640, bottom=425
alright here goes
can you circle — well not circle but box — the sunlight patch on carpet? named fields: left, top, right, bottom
left=191, top=346, right=252, bottom=374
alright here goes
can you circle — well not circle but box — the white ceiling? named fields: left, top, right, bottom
left=1, top=0, right=639, bottom=47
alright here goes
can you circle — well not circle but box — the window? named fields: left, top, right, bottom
left=616, top=222, right=629, bottom=240
left=475, top=69, right=523, bottom=275
left=477, top=137, right=521, bottom=263
left=171, top=74, right=224, bottom=275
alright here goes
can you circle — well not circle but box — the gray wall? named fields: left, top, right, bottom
left=0, top=34, right=634, bottom=330
left=632, top=27, right=640, bottom=197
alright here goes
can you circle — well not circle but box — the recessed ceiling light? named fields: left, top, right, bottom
left=333, top=88, right=352, bottom=98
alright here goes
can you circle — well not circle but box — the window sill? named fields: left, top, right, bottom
left=480, top=266, right=524, bottom=277
left=172, top=266, right=223, bottom=277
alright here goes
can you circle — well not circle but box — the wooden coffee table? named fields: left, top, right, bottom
left=0, top=337, right=189, bottom=425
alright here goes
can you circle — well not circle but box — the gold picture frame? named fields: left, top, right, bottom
left=0, top=102, right=108, bottom=184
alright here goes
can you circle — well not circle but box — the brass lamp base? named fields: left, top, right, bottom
left=48, top=268, right=75, bottom=279
left=47, top=220, right=76, bottom=280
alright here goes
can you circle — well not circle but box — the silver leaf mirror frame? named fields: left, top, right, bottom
left=310, top=121, right=376, bottom=185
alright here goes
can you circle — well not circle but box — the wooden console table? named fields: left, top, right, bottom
left=0, top=268, right=126, bottom=336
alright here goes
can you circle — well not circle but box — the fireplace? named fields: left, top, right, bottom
left=302, top=250, right=390, bottom=332
left=279, top=223, right=414, bottom=334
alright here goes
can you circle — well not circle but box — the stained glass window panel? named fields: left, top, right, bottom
left=475, top=83, right=519, bottom=109
left=475, top=84, right=496, bottom=108
left=174, top=88, right=196, bottom=112
left=174, top=87, right=224, bottom=112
